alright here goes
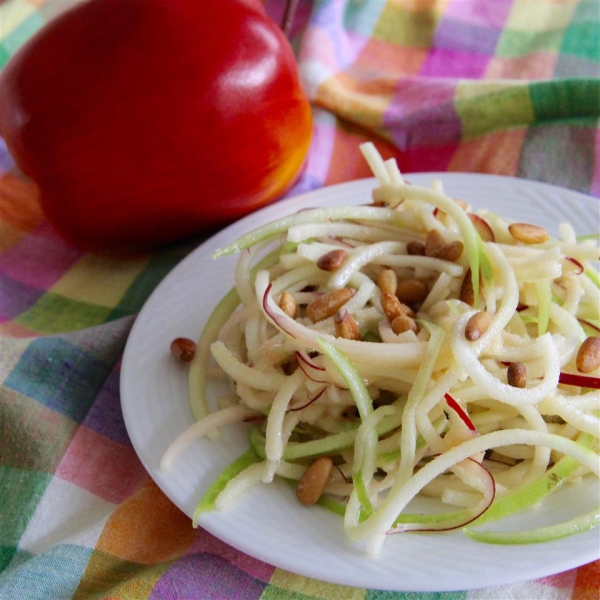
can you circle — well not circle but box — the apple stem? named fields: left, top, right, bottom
left=281, top=0, right=301, bottom=36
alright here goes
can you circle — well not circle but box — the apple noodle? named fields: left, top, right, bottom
left=161, top=143, right=600, bottom=555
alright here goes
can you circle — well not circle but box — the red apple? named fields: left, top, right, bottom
left=0, top=0, right=312, bottom=251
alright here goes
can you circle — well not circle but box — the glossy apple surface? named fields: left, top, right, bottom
left=0, top=0, right=312, bottom=251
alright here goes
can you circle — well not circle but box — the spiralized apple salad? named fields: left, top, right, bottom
left=162, top=143, right=600, bottom=555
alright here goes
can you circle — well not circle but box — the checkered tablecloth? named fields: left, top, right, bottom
left=1, top=1, right=599, bottom=598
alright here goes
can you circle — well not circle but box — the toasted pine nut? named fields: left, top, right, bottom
left=425, top=229, right=445, bottom=257
left=279, top=291, right=297, bottom=319
left=391, top=314, right=419, bottom=335
left=507, top=362, right=527, bottom=388
left=380, top=292, right=407, bottom=322
left=435, top=241, right=464, bottom=262
left=296, top=456, right=334, bottom=505
left=306, top=288, right=355, bottom=323
left=508, top=223, right=549, bottom=244
left=334, top=309, right=361, bottom=340
left=381, top=292, right=415, bottom=321
left=406, top=240, right=426, bottom=256
left=576, top=337, right=600, bottom=373
left=465, top=311, right=491, bottom=341
left=317, top=249, right=348, bottom=271
left=396, top=278, right=428, bottom=304
left=460, top=268, right=475, bottom=306
left=469, top=213, right=495, bottom=242
left=377, top=268, right=397, bottom=295
left=170, top=337, right=196, bottom=362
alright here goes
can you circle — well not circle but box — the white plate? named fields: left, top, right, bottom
left=120, top=174, right=600, bottom=592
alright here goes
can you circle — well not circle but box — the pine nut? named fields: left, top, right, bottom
left=391, top=314, right=419, bottom=335
left=407, top=240, right=426, bottom=256
left=306, top=288, right=355, bottom=323
left=464, top=311, right=491, bottom=341
left=170, top=337, right=196, bottom=362
left=469, top=213, right=495, bottom=242
left=376, top=268, right=397, bottom=295
left=296, top=456, right=333, bottom=505
left=279, top=291, right=297, bottom=319
left=576, top=337, right=600, bottom=373
left=507, top=362, right=527, bottom=388
left=396, top=278, right=428, bottom=304
left=380, top=292, right=408, bottom=322
left=425, top=229, right=445, bottom=257
left=317, top=249, right=348, bottom=271
left=435, top=240, right=464, bottom=262
left=334, top=309, right=361, bottom=340
left=380, top=292, right=402, bottom=321
left=508, top=223, right=549, bottom=244
left=460, top=268, right=475, bottom=306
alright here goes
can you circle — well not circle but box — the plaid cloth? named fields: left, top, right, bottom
left=1, top=0, right=599, bottom=598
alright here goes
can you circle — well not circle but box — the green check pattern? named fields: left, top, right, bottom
left=0, top=0, right=598, bottom=598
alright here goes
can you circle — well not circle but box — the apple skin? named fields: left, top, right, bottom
left=0, top=0, right=312, bottom=251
